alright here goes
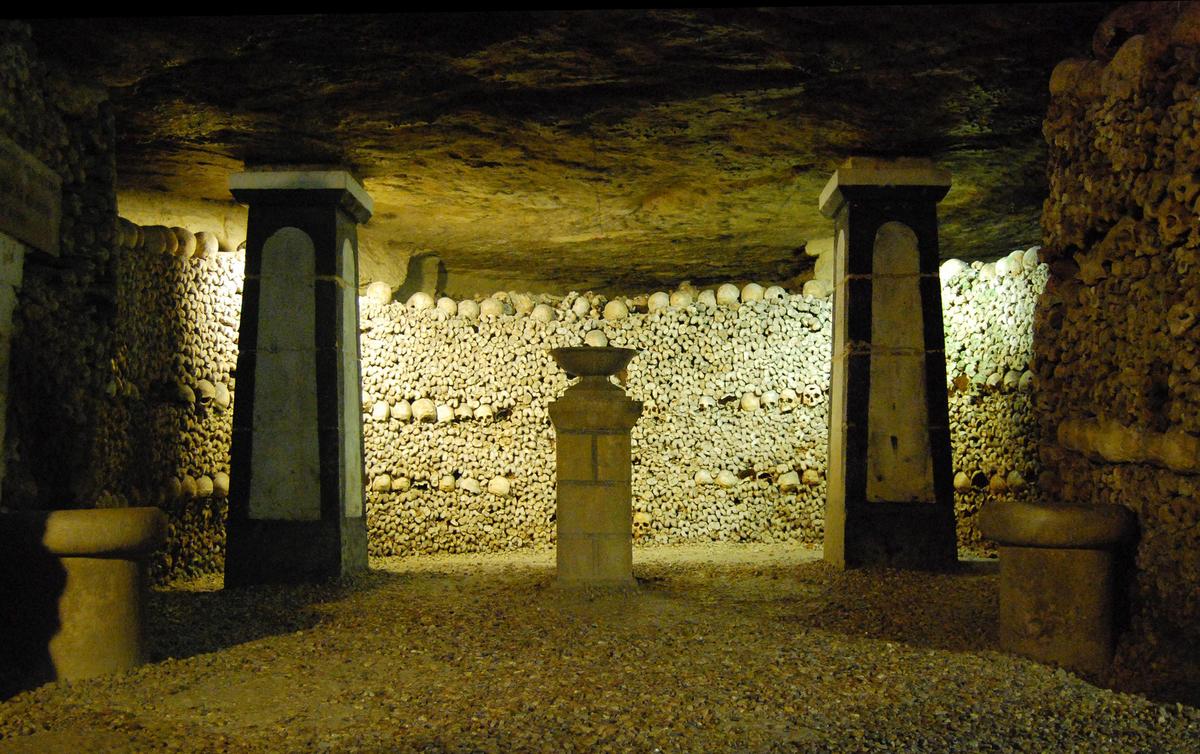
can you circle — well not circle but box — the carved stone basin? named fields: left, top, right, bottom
left=550, top=346, right=636, bottom=377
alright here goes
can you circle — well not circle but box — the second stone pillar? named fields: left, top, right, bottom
left=549, top=347, right=642, bottom=587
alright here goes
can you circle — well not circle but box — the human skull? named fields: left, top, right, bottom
left=603, top=299, right=629, bottom=321
left=647, top=292, right=670, bottom=312
left=716, top=283, right=740, bottom=307
left=458, top=299, right=480, bottom=320
left=480, top=297, right=504, bottom=317
left=213, top=382, right=232, bottom=412
left=669, top=289, right=694, bottom=307
left=632, top=510, right=653, bottom=540
left=584, top=329, right=608, bottom=347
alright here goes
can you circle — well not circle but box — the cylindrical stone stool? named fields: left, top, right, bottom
left=549, top=347, right=642, bottom=588
left=0, top=507, right=166, bottom=685
left=978, top=500, right=1136, bottom=678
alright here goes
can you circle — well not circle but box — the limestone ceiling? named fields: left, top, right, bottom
left=29, top=7, right=1114, bottom=292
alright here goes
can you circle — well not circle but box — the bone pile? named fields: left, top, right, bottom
left=1037, top=8, right=1200, bottom=663
left=359, top=284, right=832, bottom=555
left=360, top=260, right=1048, bottom=557
left=101, top=216, right=1050, bottom=572
left=111, top=218, right=242, bottom=579
left=940, top=249, right=1046, bottom=547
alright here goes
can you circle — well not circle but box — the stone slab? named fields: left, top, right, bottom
left=230, top=169, right=373, bottom=223
left=0, top=136, right=60, bottom=256
left=249, top=349, right=321, bottom=520
left=555, top=432, right=595, bottom=481
left=339, top=239, right=364, bottom=519
left=557, top=481, right=631, bottom=534
left=998, top=545, right=1120, bottom=678
left=595, top=434, right=632, bottom=481
left=819, top=157, right=951, bottom=217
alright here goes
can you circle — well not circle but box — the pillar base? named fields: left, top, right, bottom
left=826, top=501, right=958, bottom=571
left=225, top=518, right=367, bottom=586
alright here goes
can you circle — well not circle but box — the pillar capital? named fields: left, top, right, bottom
left=819, top=157, right=951, bottom=218
left=230, top=168, right=373, bottom=224
left=549, top=381, right=642, bottom=432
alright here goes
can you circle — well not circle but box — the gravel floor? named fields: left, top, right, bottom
left=1, top=543, right=1197, bottom=753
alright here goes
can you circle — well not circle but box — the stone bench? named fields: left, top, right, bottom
left=978, top=500, right=1136, bottom=678
left=0, top=507, right=166, bottom=687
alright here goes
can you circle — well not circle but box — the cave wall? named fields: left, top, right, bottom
left=1037, top=2, right=1200, bottom=694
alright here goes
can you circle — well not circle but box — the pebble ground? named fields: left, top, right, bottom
left=1, top=544, right=1197, bottom=753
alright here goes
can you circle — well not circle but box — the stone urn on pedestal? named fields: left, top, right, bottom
left=548, top=347, right=642, bottom=588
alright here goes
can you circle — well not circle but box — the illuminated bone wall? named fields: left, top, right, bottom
left=106, top=214, right=1045, bottom=577
left=358, top=252, right=1046, bottom=557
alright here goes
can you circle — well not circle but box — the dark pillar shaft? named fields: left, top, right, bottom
left=225, top=170, right=371, bottom=585
left=820, top=158, right=957, bottom=570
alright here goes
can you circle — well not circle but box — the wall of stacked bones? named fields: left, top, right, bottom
left=104, top=215, right=1046, bottom=581
left=0, top=23, right=122, bottom=514
left=1037, top=6, right=1200, bottom=681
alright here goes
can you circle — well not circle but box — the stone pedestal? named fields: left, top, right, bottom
left=0, top=507, right=166, bottom=686
left=225, top=170, right=372, bottom=586
left=819, top=157, right=957, bottom=570
left=549, top=348, right=642, bottom=587
left=979, top=500, right=1136, bottom=678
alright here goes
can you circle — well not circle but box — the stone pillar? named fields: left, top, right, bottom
left=225, top=170, right=371, bottom=585
left=819, top=157, right=956, bottom=570
left=0, top=133, right=60, bottom=504
left=549, top=347, right=642, bottom=587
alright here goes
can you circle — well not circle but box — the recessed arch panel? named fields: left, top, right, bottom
left=248, top=226, right=321, bottom=520
left=865, top=221, right=934, bottom=502
left=342, top=238, right=364, bottom=519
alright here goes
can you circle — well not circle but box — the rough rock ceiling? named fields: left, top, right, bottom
left=30, top=7, right=1114, bottom=292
